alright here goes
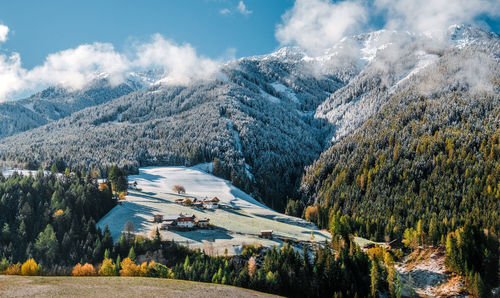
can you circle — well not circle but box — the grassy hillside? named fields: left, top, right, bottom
left=0, top=276, right=276, bottom=297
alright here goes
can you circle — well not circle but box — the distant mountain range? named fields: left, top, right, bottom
left=0, top=24, right=498, bottom=211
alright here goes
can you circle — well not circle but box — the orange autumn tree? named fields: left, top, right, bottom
left=5, top=264, right=21, bottom=275
left=72, top=263, right=97, bottom=276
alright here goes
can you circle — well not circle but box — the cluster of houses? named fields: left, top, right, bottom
left=154, top=213, right=211, bottom=230
left=175, top=197, right=221, bottom=209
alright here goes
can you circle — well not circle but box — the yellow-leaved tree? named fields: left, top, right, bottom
left=120, top=257, right=138, bottom=276
left=21, top=259, right=39, bottom=276
left=98, top=258, right=117, bottom=276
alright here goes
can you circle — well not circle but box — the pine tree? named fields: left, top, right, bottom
left=115, top=255, right=121, bottom=274
left=128, top=247, right=136, bottom=261
left=370, top=258, right=379, bottom=297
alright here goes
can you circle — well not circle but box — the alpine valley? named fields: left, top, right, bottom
left=0, top=24, right=498, bottom=297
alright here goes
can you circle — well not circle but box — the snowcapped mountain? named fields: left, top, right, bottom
left=315, top=24, right=499, bottom=141
left=0, top=24, right=497, bottom=210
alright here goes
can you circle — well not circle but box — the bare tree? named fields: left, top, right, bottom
left=172, top=185, right=186, bottom=194
left=124, top=220, right=135, bottom=239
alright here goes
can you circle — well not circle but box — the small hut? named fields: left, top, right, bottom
left=260, top=230, right=273, bottom=239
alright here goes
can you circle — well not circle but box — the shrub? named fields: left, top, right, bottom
left=304, top=205, right=319, bottom=224
left=98, top=258, right=116, bottom=276
left=72, top=263, right=96, bottom=276
left=21, top=259, right=39, bottom=276
left=0, top=258, right=11, bottom=273
left=146, top=263, right=174, bottom=278
left=118, top=192, right=127, bottom=200
left=4, top=264, right=21, bottom=275
left=120, top=257, right=138, bottom=276
left=98, top=183, right=109, bottom=191
left=53, top=209, right=64, bottom=217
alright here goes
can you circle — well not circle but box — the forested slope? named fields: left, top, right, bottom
left=300, top=46, right=500, bottom=292
left=0, top=79, right=135, bottom=139
left=0, top=54, right=349, bottom=210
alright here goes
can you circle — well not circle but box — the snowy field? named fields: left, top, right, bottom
left=98, top=165, right=330, bottom=255
left=2, top=169, right=51, bottom=177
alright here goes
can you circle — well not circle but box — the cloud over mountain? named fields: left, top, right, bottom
left=0, top=33, right=220, bottom=101
left=275, top=0, right=367, bottom=55
left=276, top=0, right=499, bottom=54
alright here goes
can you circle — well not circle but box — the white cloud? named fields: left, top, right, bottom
left=237, top=1, right=252, bottom=15
left=0, top=53, right=26, bottom=99
left=375, top=0, right=500, bottom=34
left=275, top=0, right=367, bottom=55
left=26, top=43, right=129, bottom=91
left=276, top=0, right=499, bottom=55
left=133, top=34, right=219, bottom=85
left=220, top=8, right=231, bottom=15
left=0, top=34, right=221, bottom=101
left=0, top=24, right=9, bottom=43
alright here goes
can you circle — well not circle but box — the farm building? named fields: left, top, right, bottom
left=177, top=213, right=196, bottom=228
left=260, top=230, right=273, bottom=239
left=203, top=197, right=220, bottom=209
left=153, top=214, right=163, bottom=223
left=193, top=201, right=203, bottom=208
left=160, top=220, right=176, bottom=230
left=197, top=218, right=210, bottom=228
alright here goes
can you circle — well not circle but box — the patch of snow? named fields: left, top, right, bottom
left=2, top=169, right=50, bottom=177
left=192, top=162, right=213, bottom=173
left=112, top=113, right=122, bottom=123
left=270, top=82, right=299, bottom=103
left=390, top=51, right=440, bottom=93
left=259, top=89, right=281, bottom=104
left=245, top=163, right=254, bottom=180
left=22, top=103, right=36, bottom=113
left=396, top=248, right=466, bottom=297
left=227, top=120, right=242, bottom=152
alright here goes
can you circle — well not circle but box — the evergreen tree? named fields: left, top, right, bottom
left=128, top=247, right=136, bottom=261
left=370, top=258, right=379, bottom=297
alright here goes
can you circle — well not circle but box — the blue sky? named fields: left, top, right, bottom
left=0, top=0, right=293, bottom=69
left=0, top=0, right=498, bottom=100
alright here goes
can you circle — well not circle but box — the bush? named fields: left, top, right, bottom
left=21, top=259, right=39, bottom=276
left=120, top=257, right=138, bottom=276
left=72, top=263, right=96, bottom=276
left=4, top=264, right=21, bottom=275
left=0, top=258, right=11, bottom=273
left=98, top=258, right=116, bottom=276
left=147, top=263, right=174, bottom=278
left=118, top=191, right=127, bottom=200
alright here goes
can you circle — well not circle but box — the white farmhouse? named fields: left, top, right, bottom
left=177, top=213, right=196, bottom=228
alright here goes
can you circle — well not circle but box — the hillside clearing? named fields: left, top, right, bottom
left=0, top=276, right=276, bottom=297
left=98, top=165, right=330, bottom=255
left=396, top=248, right=467, bottom=297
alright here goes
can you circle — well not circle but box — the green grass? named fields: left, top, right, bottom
left=0, top=275, right=277, bottom=297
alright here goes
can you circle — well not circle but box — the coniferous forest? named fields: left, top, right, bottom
left=0, top=170, right=377, bottom=297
